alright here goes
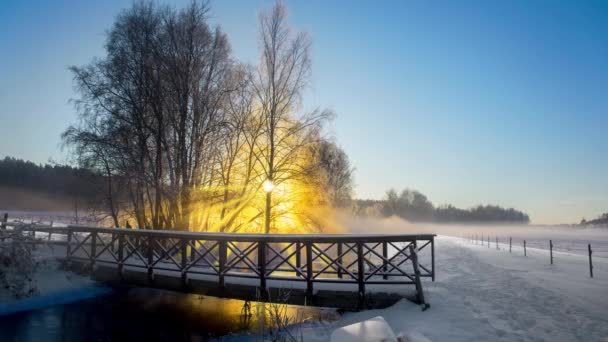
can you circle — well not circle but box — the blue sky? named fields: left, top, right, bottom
left=1, top=0, right=607, bottom=224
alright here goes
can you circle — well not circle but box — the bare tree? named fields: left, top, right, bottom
left=254, top=1, right=330, bottom=233
left=64, top=1, right=344, bottom=234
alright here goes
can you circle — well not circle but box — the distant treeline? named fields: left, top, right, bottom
left=355, top=189, right=530, bottom=223
left=581, top=213, right=608, bottom=226
left=0, top=156, right=98, bottom=199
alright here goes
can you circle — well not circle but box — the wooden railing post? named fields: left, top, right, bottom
left=190, top=240, right=196, bottom=263
left=258, top=241, right=267, bottom=293
left=550, top=240, right=553, bottom=264
left=357, top=242, right=365, bottom=309
left=147, top=236, right=154, bottom=283
left=219, top=240, right=227, bottom=289
left=296, top=242, right=302, bottom=277
left=382, top=241, right=388, bottom=280
left=306, top=242, right=313, bottom=299
left=337, top=242, right=343, bottom=279
left=409, top=243, right=429, bottom=310
left=90, top=232, right=97, bottom=272
left=117, top=232, right=124, bottom=277
left=181, top=239, right=189, bottom=287
left=66, top=229, right=73, bottom=262
left=509, top=237, right=512, bottom=253
left=524, top=240, right=527, bottom=256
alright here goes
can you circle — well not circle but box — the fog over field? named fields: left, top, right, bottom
left=341, top=214, right=608, bottom=258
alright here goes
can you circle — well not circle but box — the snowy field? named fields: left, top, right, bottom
left=302, top=236, right=608, bottom=341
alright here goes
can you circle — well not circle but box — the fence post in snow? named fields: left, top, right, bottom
left=588, top=244, right=593, bottom=278
left=487, top=236, right=490, bottom=248
left=524, top=240, right=527, bottom=256
left=509, top=237, right=512, bottom=253
left=496, top=237, right=499, bottom=250
left=0, top=213, right=6, bottom=242
left=550, top=240, right=553, bottom=265
left=1, top=213, right=7, bottom=230
left=48, top=220, right=53, bottom=241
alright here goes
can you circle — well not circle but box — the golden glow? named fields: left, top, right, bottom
left=119, top=113, right=343, bottom=235
left=263, top=179, right=274, bottom=193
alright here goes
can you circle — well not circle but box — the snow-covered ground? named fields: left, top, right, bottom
left=0, top=241, right=95, bottom=305
left=302, top=236, right=608, bottom=341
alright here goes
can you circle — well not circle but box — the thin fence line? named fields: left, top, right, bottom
left=465, top=234, right=600, bottom=277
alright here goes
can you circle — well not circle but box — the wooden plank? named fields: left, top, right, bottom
left=57, top=225, right=436, bottom=243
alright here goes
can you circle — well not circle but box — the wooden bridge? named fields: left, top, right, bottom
left=5, top=222, right=435, bottom=310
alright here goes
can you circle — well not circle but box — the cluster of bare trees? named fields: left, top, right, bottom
left=355, top=189, right=529, bottom=223
left=63, top=1, right=352, bottom=233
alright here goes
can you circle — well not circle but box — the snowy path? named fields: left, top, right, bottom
left=303, top=236, right=608, bottom=341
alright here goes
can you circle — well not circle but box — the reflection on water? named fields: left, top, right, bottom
left=0, top=288, right=339, bottom=342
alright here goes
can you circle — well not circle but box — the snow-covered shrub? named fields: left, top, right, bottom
left=0, top=228, right=39, bottom=299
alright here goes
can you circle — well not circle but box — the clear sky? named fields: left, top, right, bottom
left=1, top=0, right=607, bottom=224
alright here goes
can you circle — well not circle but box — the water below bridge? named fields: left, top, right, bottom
left=0, top=287, right=340, bottom=341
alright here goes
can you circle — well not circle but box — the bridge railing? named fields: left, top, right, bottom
left=6, top=223, right=435, bottom=306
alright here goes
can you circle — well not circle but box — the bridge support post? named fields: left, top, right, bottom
left=117, top=233, right=124, bottom=278
left=258, top=241, right=267, bottom=296
left=306, top=242, right=313, bottom=300
left=66, top=229, right=73, bottom=265
left=181, top=239, right=188, bottom=288
left=410, top=243, right=429, bottom=310
left=147, top=236, right=154, bottom=283
left=90, top=232, right=97, bottom=274
left=219, top=240, right=227, bottom=290
left=337, top=243, right=343, bottom=279
left=357, top=242, right=366, bottom=310
left=382, top=241, right=388, bottom=280
left=296, top=242, right=301, bottom=277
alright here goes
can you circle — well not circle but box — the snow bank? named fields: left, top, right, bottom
left=0, top=242, right=105, bottom=314
left=302, top=235, right=608, bottom=341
